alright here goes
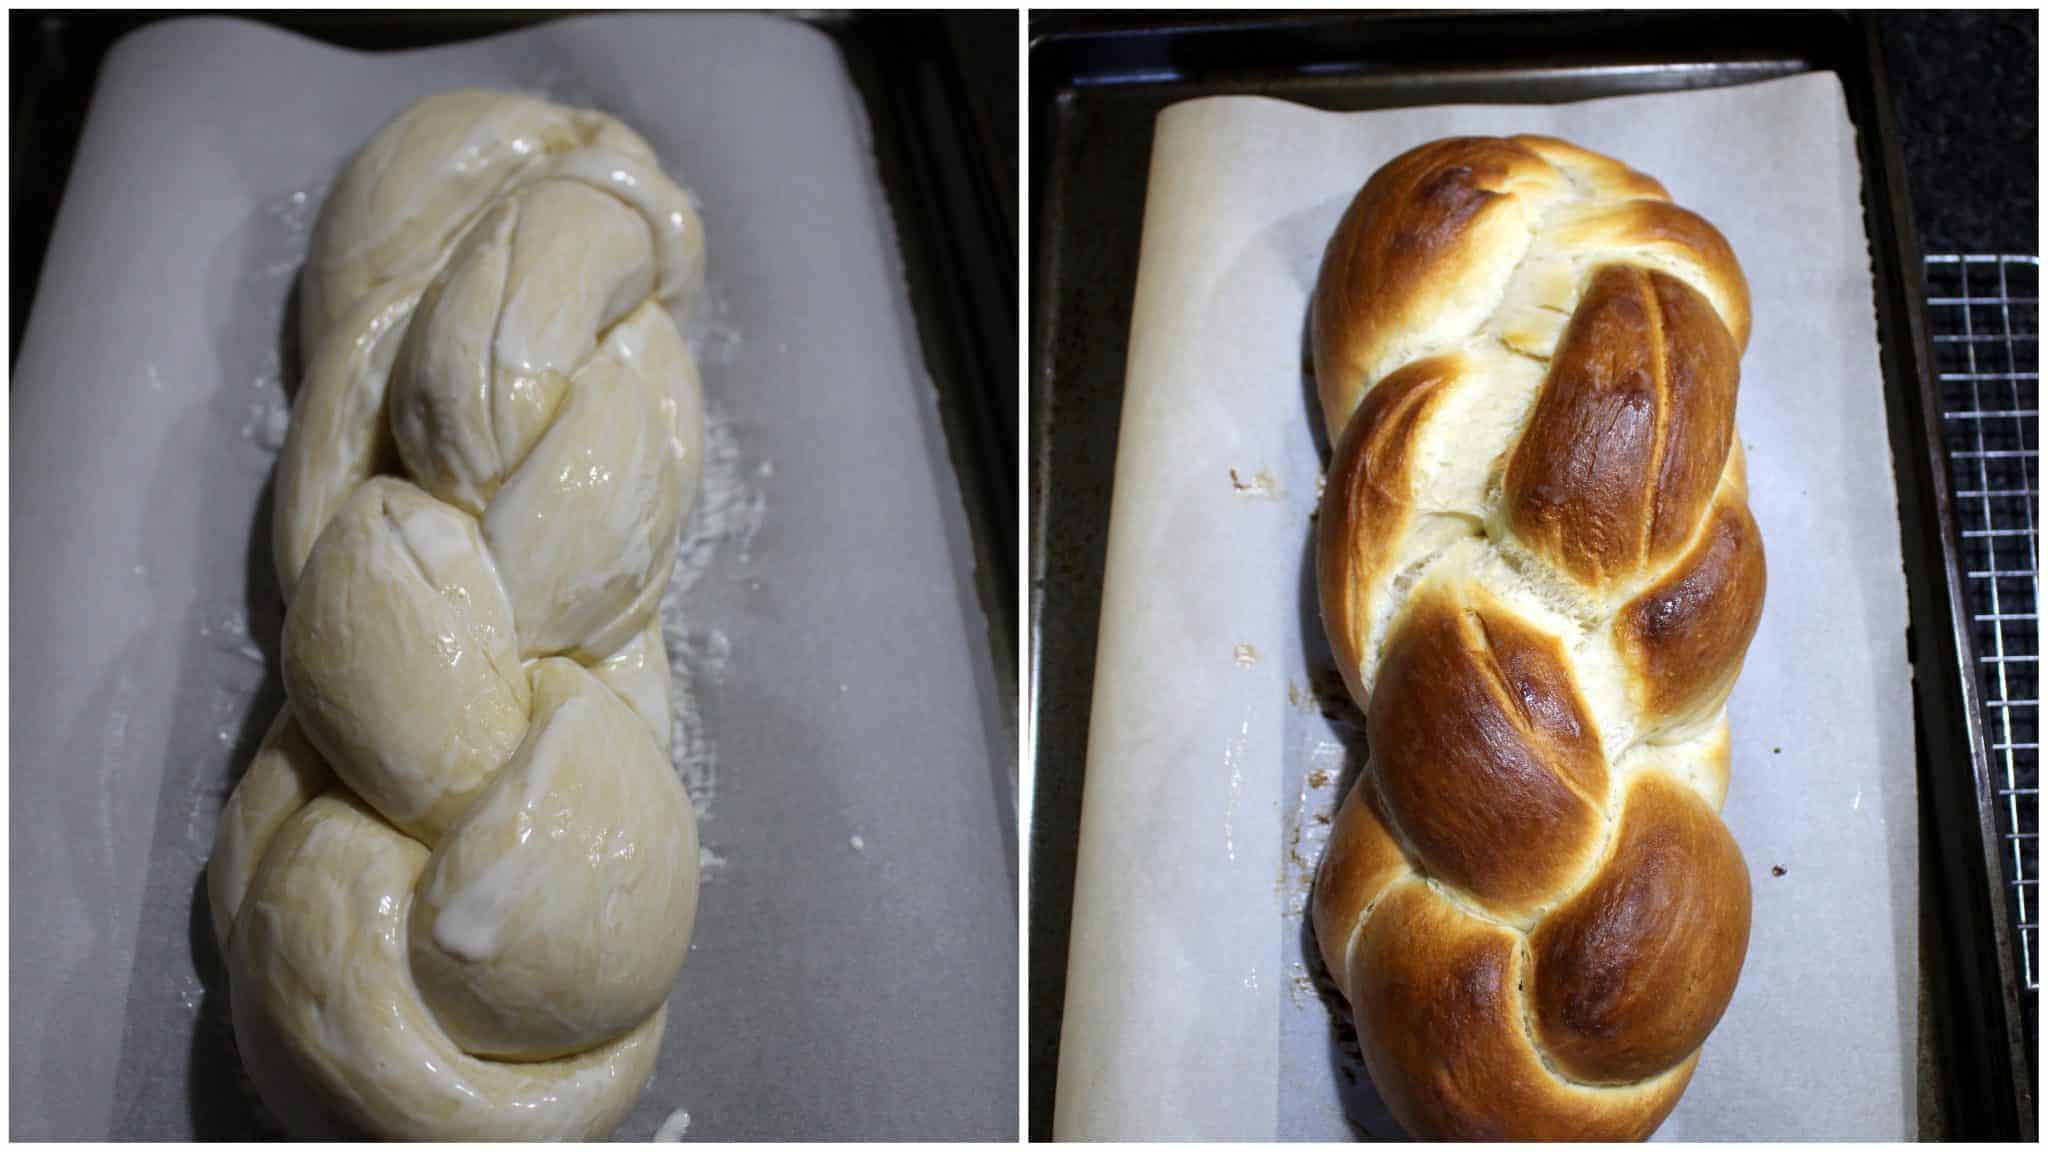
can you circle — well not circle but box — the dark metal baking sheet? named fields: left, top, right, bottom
left=1026, top=9, right=2031, bottom=1140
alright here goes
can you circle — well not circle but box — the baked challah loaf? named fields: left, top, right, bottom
left=206, top=90, right=707, bottom=1139
left=1308, top=136, right=1765, bottom=1140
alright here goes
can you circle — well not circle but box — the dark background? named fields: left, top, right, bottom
left=1877, top=10, right=2038, bottom=254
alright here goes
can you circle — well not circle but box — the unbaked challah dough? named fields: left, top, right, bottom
left=1309, top=137, right=1764, bottom=1140
left=207, top=89, right=707, bottom=1140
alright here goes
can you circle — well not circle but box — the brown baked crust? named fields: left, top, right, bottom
left=1530, top=773, right=1753, bottom=1084
left=1309, top=135, right=1763, bottom=1140
left=1311, top=137, right=1570, bottom=436
left=1617, top=490, right=1768, bottom=729
left=1309, top=777, right=1411, bottom=1000
left=1369, top=586, right=1607, bottom=922
left=1315, top=354, right=1469, bottom=707
left=1541, top=198, right=1751, bottom=352
left=1348, top=881, right=1699, bottom=1141
left=1501, top=264, right=1743, bottom=590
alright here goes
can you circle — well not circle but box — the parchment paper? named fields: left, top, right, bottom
left=1053, top=73, right=1917, bottom=1140
left=10, top=15, right=1015, bottom=1140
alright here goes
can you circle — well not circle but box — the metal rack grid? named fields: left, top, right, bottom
left=1926, top=253, right=2039, bottom=1004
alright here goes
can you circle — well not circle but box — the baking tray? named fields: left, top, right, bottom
left=10, top=13, right=1015, bottom=1139
left=1026, top=10, right=2031, bottom=1141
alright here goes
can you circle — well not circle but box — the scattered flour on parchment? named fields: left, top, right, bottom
left=238, top=373, right=291, bottom=451
left=687, top=281, right=744, bottom=370
left=197, top=605, right=264, bottom=669
left=233, top=183, right=323, bottom=457
left=197, top=607, right=267, bottom=773
left=263, top=185, right=321, bottom=261
left=659, top=279, right=764, bottom=875
left=189, top=606, right=269, bottom=857
left=659, top=394, right=764, bottom=835
left=652, top=1107, right=692, bottom=1141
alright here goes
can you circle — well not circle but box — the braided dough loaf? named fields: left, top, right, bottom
left=1309, top=136, right=1765, bottom=1140
left=206, top=90, right=707, bottom=1139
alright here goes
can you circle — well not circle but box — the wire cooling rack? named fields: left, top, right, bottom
left=1925, top=254, right=2038, bottom=1014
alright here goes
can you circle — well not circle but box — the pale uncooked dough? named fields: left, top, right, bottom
left=209, top=88, right=708, bottom=1140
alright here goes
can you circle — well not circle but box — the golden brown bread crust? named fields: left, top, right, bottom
left=1542, top=199, right=1751, bottom=353
left=1311, top=138, right=1569, bottom=435
left=1370, top=586, right=1607, bottom=923
left=1349, top=882, right=1698, bottom=1141
left=1504, top=266, right=1742, bottom=589
left=1308, top=135, right=1764, bottom=1140
left=1309, top=777, right=1410, bottom=1001
left=1617, top=492, right=1767, bottom=729
left=1530, top=773, right=1753, bottom=1084
left=1315, top=354, right=1468, bottom=708
left=1313, top=137, right=1751, bottom=440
